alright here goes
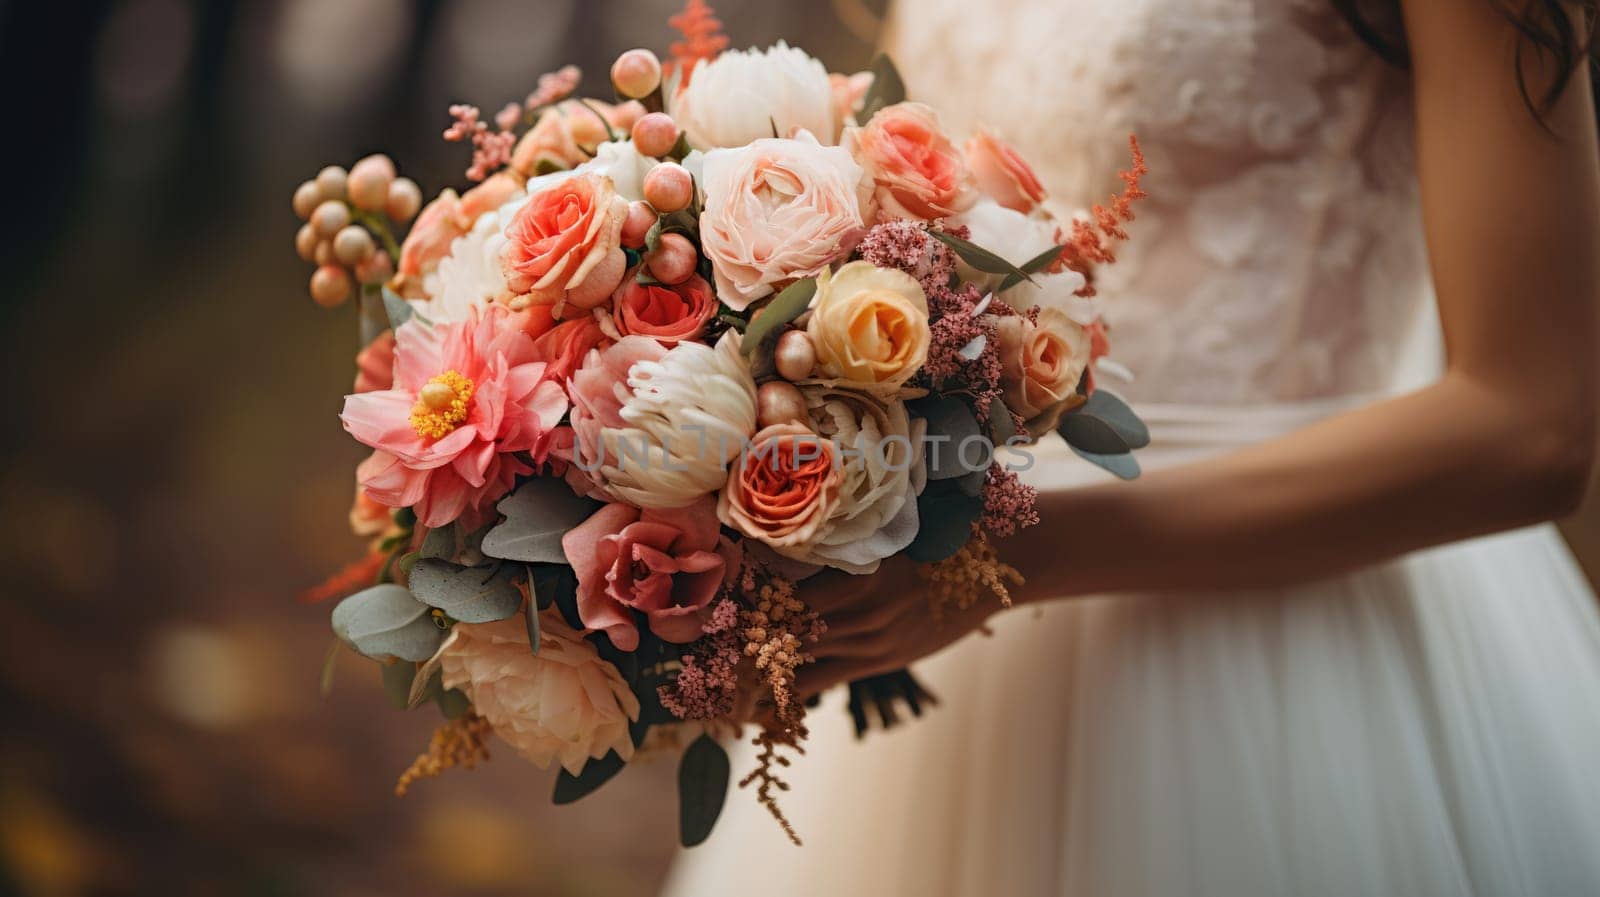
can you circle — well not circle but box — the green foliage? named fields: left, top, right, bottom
left=677, top=735, right=731, bottom=847
left=858, top=54, right=908, bottom=121
left=480, top=479, right=602, bottom=564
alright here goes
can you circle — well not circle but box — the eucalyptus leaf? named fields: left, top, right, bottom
left=436, top=687, right=471, bottom=720
left=359, top=286, right=388, bottom=345
left=480, top=479, right=603, bottom=564
left=1070, top=444, right=1142, bottom=480
left=381, top=661, right=418, bottom=709
left=905, top=483, right=984, bottom=563
left=678, top=735, right=731, bottom=848
left=912, top=396, right=984, bottom=481
left=331, top=584, right=444, bottom=662
left=1080, top=389, right=1150, bottom=450
left=319, top=640, right=340, bottom=697
left=419, top=523, right=457, bottom=561
left=381, top=286, right=414, bottom=331
left=741, top=278, right=817, bottom=361
left=987, top=399, right=1019, bottom=447
left=928, top=230, right=1034, bottom=286
left=953, top=465, right=987, bottom=497
left=859, top=54, right=907, bottom=121
left=645, top=217, right=663, bottom=254
left=407, top=559, right=523, bottom=624
left=552, top=751, right=628, bottom=805
left=1057, top=409, right=1131, bottom=455
left=524, top=603, right=542, bottom=657
left=998, top=244, right=1068, bottom=292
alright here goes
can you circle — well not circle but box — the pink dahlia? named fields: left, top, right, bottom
left=341, top=304, right=568, bottom=530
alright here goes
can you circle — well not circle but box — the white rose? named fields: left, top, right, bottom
left=669, top=42, right=837, bottom=150
left=578, top=139, right=659, bottom=203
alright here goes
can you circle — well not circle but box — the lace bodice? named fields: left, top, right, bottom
left=885, top=0, right=1430, bottom=403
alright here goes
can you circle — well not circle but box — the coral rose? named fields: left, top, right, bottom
left=698, top=133, right=868, bottom=310
left=568, top=332, right=758, bottom=508
left=562, top=497, right=739, bottom=651
left=532, top=314, right=610, bottom=385
left=340, top=304, right=569, bottom=530
left=394, top=188, right=464, bottom=295
left=718, top=422, right=843, bottom=552
left=670, top=42, right=836, bottom=150
left=995, top=306, right=1092, bottom=431
left=845, top=102, right=978, bottom=221
left=501, top=173, right=629, bottom=312
left=612, top=274, right=716, bottom=345
left=439, top=615, right=639, bottom=775
left=966, top=127, right=1047, bottom=214
left=806, top=260, right=931, bottom=391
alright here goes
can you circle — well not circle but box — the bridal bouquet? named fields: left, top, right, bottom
left=295, top=0, right=1147, bottom=847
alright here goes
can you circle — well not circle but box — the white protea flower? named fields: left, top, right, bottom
left=570, top=331, right=758, bottom=509
left=786, top=386, right=926, bottom=573
left=668, top=41, right=837, bottom=150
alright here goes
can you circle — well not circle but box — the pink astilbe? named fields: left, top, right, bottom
left=922, top=281, right=1009, bottom=420
left=524, top=65, right=582, bottom=111
left=981, top=465, right=1039, bottom=538
left=658, top=598, right=742, bottom=721
left=443, top=103, right=517, bottom=182
left=855, top=219, right=958, bottom=295
left=1057, top=135, right=1149, bottom=296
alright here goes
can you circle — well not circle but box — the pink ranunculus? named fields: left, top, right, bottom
left=562, top=497, right=740, bottom=651
left=698, top=133, right=868, bottom=310
left=966, top=127, right=1047, bottom=214
left=501, top=173, right=629, bottom=312
left=340, top=304, right=569, bottom=530
left=845, top=102, right=978, bottom=221
left=612, top=274, right=716, bottom=345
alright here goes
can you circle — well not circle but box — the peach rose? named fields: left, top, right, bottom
left=718, top=422, right=843, bottom=551
left=995, top=306, right=1092, bottom=429
left=806, top=261, right=930, bottom=391
left=501, top=173, right=629, bottom=311
left=458, top=170, right=526, bottom=222
left=511, top=99, right=640, bottom=176
left=966, top=127, right=1046, bottom=214
left=531, top=314, right=610, bottom=385
left=562, top=497, right=740, bottom=651
left=845, top=102, right=978, bottom=221
left=830, top=71, right=874, bottom=130
left=395, top=188, right=464, bottom=293
left=612, top=274, right=716, bottom=345
left=698, top=133, right=869, bottom=310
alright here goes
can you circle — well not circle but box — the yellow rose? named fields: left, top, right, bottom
left=805, top=261, right=930, bottom=390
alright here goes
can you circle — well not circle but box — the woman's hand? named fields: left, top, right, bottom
left=793, top=554, right=997, bottom=701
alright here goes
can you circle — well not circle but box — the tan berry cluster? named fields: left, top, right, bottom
left=291, top=154, right=421, bottom=307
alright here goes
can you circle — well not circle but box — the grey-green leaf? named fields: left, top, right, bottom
left=479, top=479, right=603, bottom=564
left=998, top=244, right=1068, bottom=292
left=905, top=485, right=984, bottom=563
left=678, top=735, right=731, bottom=848
left=553, top=750, right=627, bottom=805
left=1057, top=409, right=1131, bottom=455
left=382, top=286, right=414, bottom=331
left=331, top=584, right=444, bottom=662
left=859, top=54, right=907, bottom=121
left=741, top=278, right=817, bottom=361
left=419, top=523, right=457, bottom=561
left=914, top=396, right=984, bottom=481
left=987, top=399, right=1019, bottom=447
left=381, top=661, right=418, bottom=709
left=408, top=559, right=523, bottom=624
left=928, top=230, right=1035, bottom=285
left=1081, top=389, right=1150, bottom=450
left=1070, top=445, right=1142, bottom=480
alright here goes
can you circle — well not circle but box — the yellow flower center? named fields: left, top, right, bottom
left=410, top=370, right=475, bottom=439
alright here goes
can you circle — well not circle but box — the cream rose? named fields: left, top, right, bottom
left=697, top=133, right=868, bottom=310
left=794, top=386, right=926, bottom=573
left=439, top=614, right=639, bottom=776
left=806, top=261, right=930, bottom=391
left=670, top=42, right=836, bottom=150
left=995, top=306, right=1092, bottom=431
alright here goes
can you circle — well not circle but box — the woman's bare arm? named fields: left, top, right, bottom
left=1003, top=0, right=1600, bottom=599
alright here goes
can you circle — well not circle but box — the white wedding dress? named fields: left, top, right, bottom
left=663, top=2, right=1600, bottom=894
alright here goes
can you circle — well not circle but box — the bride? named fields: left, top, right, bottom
left=664, top=0, right=1600, bottom=894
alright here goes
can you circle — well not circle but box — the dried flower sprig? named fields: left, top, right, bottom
left=980, top=465, right=1040, bottom=538
left=919, top=529, right=1025, bottom=621
left=524, top=65, right=582, bottom=112
left=1059, top=135, right=1149, bottom=295
left=739, top=724, right=807, bottom=846
left=394, top=710, right=493, bottom=796
left=741, top=573, right=825, bottom=727
left=659, top=598, right=743, bottom=721
left=299, top=549, right=387, bottom=604
left=668, top=0, right=729, bottom=81
left=443, top=104, right=517, bottom=182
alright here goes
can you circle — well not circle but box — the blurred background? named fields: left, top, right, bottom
left=2, top=1, right=1597, bottom=896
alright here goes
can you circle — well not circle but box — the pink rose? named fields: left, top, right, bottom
left=612, top=274, right=716, bottom=345
left=829, top=71, right=874, bottom=129
left=966, top=127, right=1047, bottom=214
left=501, top=173, right=629, bottom=311
left=717, top=422, right=843, bottom=551
left=995, top=306, right=1092, bottom=431
left=845, top=102, right=978, bottom=221
left=562, top=497, right=740, bottom=651
left=698, top=133, right=868, bottom=310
